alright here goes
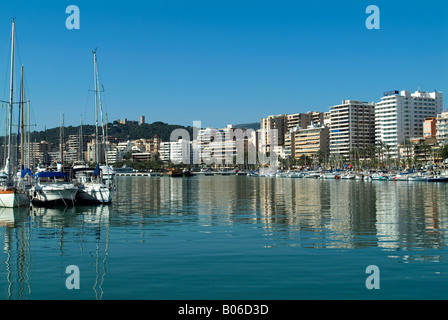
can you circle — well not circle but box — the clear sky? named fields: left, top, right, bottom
left=0, top=0, right=447, bottom=131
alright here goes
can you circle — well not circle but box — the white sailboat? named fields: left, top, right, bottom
left=30, top=171, right=78, bottom=206
left=75, top=50, right=113, bottom=204
left=30, top=112, right=78, bottom=206
left=0, top=20, right=30, bottom=208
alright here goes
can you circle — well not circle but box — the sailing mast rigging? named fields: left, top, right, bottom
left=6, top=19, right=16, bottom=181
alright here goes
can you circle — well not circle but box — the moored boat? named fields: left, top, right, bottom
left=30, top=171, right=78, bottom=206
left=426, top=175, right=448, bottom=182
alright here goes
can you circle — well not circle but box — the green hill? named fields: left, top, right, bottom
left=27, top=121, right=193, bottom=145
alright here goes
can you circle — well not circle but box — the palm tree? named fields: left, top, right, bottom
left=383, top=144, right=391, bottom=169
left=375, top=141, right=387, bottom=168
left=418, top=141, right=432, bottom=165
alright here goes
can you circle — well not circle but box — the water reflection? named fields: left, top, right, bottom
left=0, top=205, right=111, bottom=300
left=1, top=176, right=447, bottom=299
left=113, top=176, right=448, bottom=261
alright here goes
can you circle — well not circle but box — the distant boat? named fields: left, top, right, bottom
left=393, top=174, right=408, bottom=181
left=321, top=172, right=337, bottom=179
left=370, top=173, right=388, bottom=181
left=427, top=176, right=448, bottom=182
left=168, top=169, right=183, bottom=177
left=183, top=170, right=195, bottom=177
left=408, top=175, right=426, bottom=182
left=289, top=172, right=301, bottom=178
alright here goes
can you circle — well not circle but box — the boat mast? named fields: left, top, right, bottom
left=20, top=66, right=24, bottom=167
left=95, top=54, right=108, bottom=168
left=79, top=116, right=83, bottom=162
left=27, top=100, right=30, bottom=168
left=60, top=112, right=64, bottom=170
left=7, top=19, right=15, bottom=179
left=93, top=49, right=99, bottom=165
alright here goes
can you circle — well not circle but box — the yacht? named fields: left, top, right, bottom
left=72, top=164, right=112, bottom=204
left=0, top=20, right=30, bottom=208
left=30, top=171, right=78, bottom=206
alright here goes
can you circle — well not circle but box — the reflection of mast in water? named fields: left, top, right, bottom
left=0, top=207, right=31, bottom=300
left=33, top=204, right=110, bottom=299
left=84, top=205, right=110, bottom=300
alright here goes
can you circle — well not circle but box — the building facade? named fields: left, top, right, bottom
left=375, top=90, right=443, bottom=157
left=285, top=124, right=329, bottom=161
left=329, top=100, right=375, bottom=161
left=436, top=109, right=448, bottom=145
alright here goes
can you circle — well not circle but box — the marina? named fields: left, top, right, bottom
left=0, top=1, right=447, bottom=303
left=0, top=175, right=447, bottom=300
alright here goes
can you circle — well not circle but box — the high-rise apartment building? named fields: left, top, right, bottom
left=260, top=114, right=288, bottom=154
left=436, top=109, right=448, bottom=145
left=329, top=100, right=375, bottom=161
left=286, top=123, right=329, bottom=160
left=375, top=90, right=443, bottom=157
left=287, top=111, right=324, bottom=130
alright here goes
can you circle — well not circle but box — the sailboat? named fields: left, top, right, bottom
left=75, top=50, right=113, bottom=204
left=30, top=113, right=78, bottom=207
left=0, top=20, right=30, bottom=208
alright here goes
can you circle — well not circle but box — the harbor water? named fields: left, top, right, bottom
left=0, top=175, right=447, bottom=300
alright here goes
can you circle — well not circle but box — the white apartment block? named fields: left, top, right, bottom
left=375, top=90, right=443, bottom=157
left=436, top=109, right=448, bottom=145
left=159, top=142, right=171, bottom=162
left=170, top=139, right=193, bottom=164
left=329, top=100, right=375, bottom=160
left=260, top=114, right=287, bottom=153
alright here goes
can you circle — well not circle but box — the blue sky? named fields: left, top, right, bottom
left=0, top=0, right=447, bottom=131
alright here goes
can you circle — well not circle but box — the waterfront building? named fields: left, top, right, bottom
left=329, top=100, right=375, bottom=161
left=170, top=139, right=193, bottom=164
left=375, top=90, right=443, bottom=157
left=398, top=137, right=438, bottom=165
left=287, top=111, right=324, bottom=131
left=436, top=109, right=448, bottom=145
left=423, top=117, right=437, bottom=139
left=132, top=152, right=153, bottom=162
left=86, top=138, right=106, bottom=164
left=195, top=125, right=255, bottom=166
left=323, top=112, right=331, bottom=127
left=159, top=142, right=171, bottom=162
left=260, top=114, right=288, bottom=154
left=285, top=123, right=329, bottom=161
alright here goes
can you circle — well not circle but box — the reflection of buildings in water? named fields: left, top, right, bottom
left=327, top=180, right=352, bottom=247
left=196, top=176, right=238, bottom=226
left=345, top=181, right=377, bottom=248
left=375, top=182, right=447, bottom=261
left=162, top=177, right=199, bottom=216
left=375, top=183, right=400, bottom=249
left=115, top=176, right=164, bottom=215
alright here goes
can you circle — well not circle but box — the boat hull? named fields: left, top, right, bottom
left=31, top=185, right=78, bottom=206
left=0, top=190, right=30, bottom=208
left=77, top=184, right=113, bottom=204
left=427, top=177, right=448, bottom=182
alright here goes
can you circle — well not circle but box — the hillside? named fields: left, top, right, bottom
left=27, top=121, right=194, bottom=145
